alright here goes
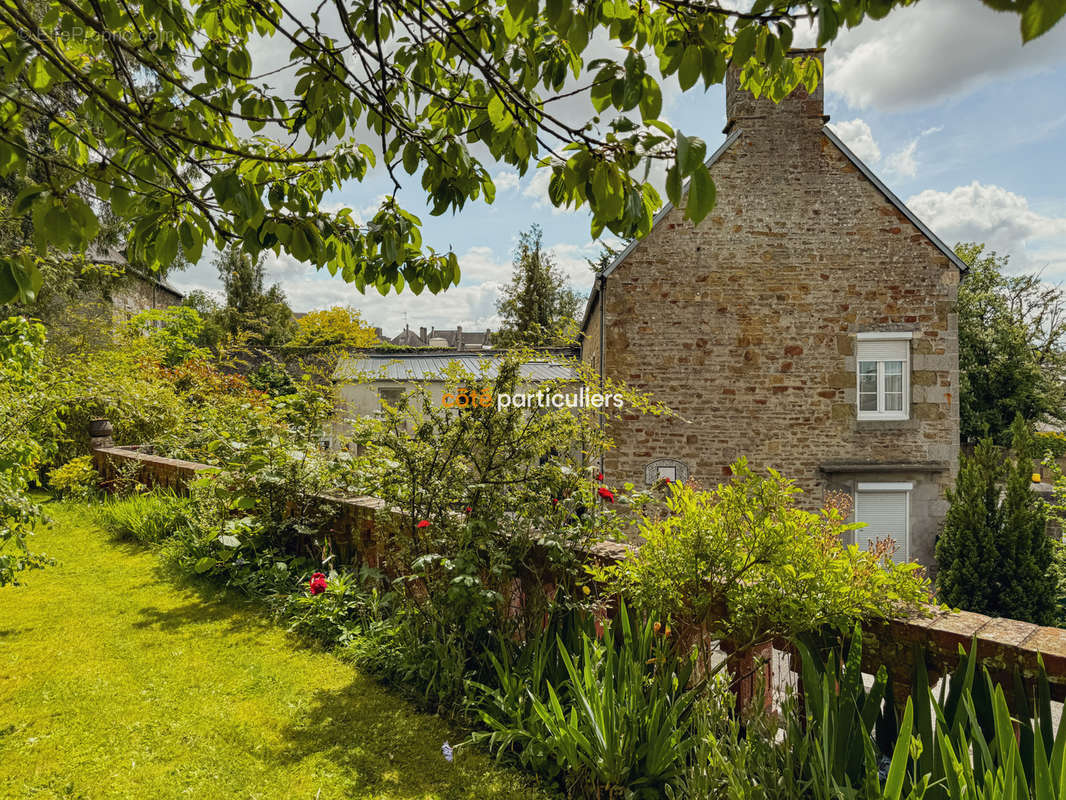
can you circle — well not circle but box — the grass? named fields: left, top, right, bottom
left=0, top=500, right=549, bottom=800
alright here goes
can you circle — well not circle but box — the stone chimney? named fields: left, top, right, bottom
left=484, top=328, right=492, bottom=349
left=419, top=326, right=427, bottom=344
left=456, top=325, right=463, bottom=351
left=724, top=49, right=826, bottom=134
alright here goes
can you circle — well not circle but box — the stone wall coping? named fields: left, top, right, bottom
left=94, top=446, right=213, bottom=473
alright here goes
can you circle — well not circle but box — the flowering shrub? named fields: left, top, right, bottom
left=308, top=572, right=328, bottom=595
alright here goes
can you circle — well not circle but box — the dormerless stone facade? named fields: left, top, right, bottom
left=579, top=50, right=963, bottom=569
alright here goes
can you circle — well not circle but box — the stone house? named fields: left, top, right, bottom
left=578, top=50, right=964, bottom=569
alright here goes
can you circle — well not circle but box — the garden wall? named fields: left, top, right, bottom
left=91, top=440, right=1066, bottom=707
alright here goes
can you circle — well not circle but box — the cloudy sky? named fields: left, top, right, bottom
left=168, top=1, right=1066, bottom=337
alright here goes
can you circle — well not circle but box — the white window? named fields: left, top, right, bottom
left=856, top=333, right=911, bottom=420
left=655, top=466, right=677, bottom=481
left=854, top=482, right=912, bottom=563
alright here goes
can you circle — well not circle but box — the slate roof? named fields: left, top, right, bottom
left=336, top=351, right=576, bottom=382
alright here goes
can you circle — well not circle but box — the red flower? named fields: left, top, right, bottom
left=595, top=472, right=604, bottom=482
left=308, top=572, right=328, bottom=595
left=597, top=487, right=615, bottom=503
left=663, top=477, right=671, bottom=484
left=417, top=520, right=431, bottom=529
left=551, top=498, right=559, bottom=505
left=464, top=506, right=472, bottom=514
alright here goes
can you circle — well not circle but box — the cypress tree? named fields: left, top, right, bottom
left=936, top=438, right=1003, bottom=615
left=996, top=417, right=1056, bottom=624
left=936, top=415, right=1057, bottom=624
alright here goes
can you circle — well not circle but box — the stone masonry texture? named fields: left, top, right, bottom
left=580, top=51, right=961, bottom=569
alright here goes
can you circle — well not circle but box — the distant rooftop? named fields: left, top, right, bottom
left=336, top=350, right=576, bottom=382
left=387, top=324, right=492, bottom=350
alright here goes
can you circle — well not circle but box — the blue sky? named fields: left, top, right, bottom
left=169, top=0, right=1066, bottom=336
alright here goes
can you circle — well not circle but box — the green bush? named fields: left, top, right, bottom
left=95, top=490, right=193, bottom=545
left=47, top=456, right=99, bottom=501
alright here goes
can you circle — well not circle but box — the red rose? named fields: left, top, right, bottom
left=308, top=572, right=328, bottom=595
left=417, top=520, right=431, bottom=529
left=663, top=477, right=671, bottom=484
left=597, top=487, right=615, bottom=503
left=595, top=472, right=604, bottom=482
left=464, top=506, right=472, bottom=513
left=551, top=498, right=559, bottom=505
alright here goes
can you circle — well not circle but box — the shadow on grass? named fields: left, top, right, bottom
left=271, top=679, right=548, bottom=800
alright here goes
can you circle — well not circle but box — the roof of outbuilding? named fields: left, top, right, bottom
left=335, top=351, right=577, bottom=382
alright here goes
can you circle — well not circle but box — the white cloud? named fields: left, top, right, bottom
left=492, top=171, right=520, bottom=193
left=522, top=168, right=571, bottom=214
left=829, top=119, right=881, bottom=163
left=825, top=0, right=1066, bottom=111
left=884, top=138, right=919, bottom=178
left=829, top=119, right=940, bottom=180
left=906, top=182, right=1066, bottom=273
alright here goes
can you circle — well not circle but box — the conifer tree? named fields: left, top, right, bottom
left=937, top=415, right=1057, bottom=623
left=936, top=438, right=1003, bottom=615
left=997, top=417, right=1057, bottom=624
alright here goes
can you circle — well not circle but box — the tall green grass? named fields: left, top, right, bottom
left=94, top=490, right=193, bottom=545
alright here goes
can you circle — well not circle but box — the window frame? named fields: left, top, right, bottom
left=855, top=332, right=911, bottom=421
left=853, top=481, right=912, bottom=563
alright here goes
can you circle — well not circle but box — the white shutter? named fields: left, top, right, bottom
left=856, top=338, right=909, bottom=362
left=855, top=490, right=909, bottom=563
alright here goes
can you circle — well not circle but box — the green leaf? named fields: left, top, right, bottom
left=731, top=26, right=756, bottom=67
left=0, top=260, right=19, bottom=304
left=1021, top=0, right=1066, bottom=42
left=487, top=94, right=511, bottom=131
left=678, top=45, right=701, bottom=91
left=883, top=698, right=913, bottom=800
left=665, top=165, right=682, bottom=207
left=685, top=166, right=716, bottom=224
left=194, top=557, right=216, bottom=574
left=26, top=58, right=52, bottom=90
left=638, top=76, right=662, bottom=122
left=675, top=132, right=707, bottom=176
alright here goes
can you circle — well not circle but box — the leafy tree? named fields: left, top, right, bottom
left=586, top=240, right=624, bottom=274
left=0, top=316, right=56, bottom=585
left=957, top=243, right=1066, bottom=444
left=936, top=416, right=1057, bottom=624
left=214, top=244, right=295, bottom=347
left=496, top=224, right=582, bottom=346
left=127, top=306, right=209, bottom=367
left=288, top=306, right=380, bottom=350
left=0, top=0, right=1059, bottom=305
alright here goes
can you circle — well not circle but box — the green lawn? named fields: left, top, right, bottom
left=0, top=501, right=547, bottom=800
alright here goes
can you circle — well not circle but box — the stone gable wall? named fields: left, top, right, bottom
left=582, top=61, right=960, bottom=566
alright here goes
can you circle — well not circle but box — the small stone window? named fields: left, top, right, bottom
left=644, top=458, right=689, bottom=485
left=855, top=332, right=911, bottom=421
